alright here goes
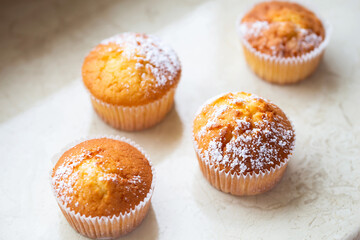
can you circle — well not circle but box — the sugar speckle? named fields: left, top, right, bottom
left=101, top=33, right=181, bottom=87
left=239, top=20, right=323, bottom=57
left=196, top=93, right=295, bottom=174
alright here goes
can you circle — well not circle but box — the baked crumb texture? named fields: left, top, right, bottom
left=51, top=137, right=154, bottom=238
left=240, top=1, right=324, bottom=58
left=82, top=33, right=181, bottom=106
left=193, top=92, right=295, bottom=195
left=82, top=33, right=181, bottom=131
left=52, top=138, right=153, bottom=217
left=237, top=1, right=329, bottom=84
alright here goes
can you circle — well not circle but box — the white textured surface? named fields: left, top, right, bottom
left=0, top=0, right=360, bottom=239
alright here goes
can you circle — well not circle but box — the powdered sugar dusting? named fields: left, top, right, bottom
left=196, top=93, right=295, bottom=174
left=128, top=175, right=142, bottom=184
left=198, top=105, right=229, bottom=138
left=52, top=148, right=144, bottom=207
left=52, top=151, right=87, bottom=205
left=101, top=33, right=181, bottom=87
left=240, top=21, right=269, bottom=38
left=301, top=31, right=322, bottom=50
left=239, top=21, right=323, bottom=57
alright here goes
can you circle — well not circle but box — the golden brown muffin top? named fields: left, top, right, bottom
left=82, top=33, right=181, bottom=106
left=51, top=138, right=153, bottom=217
left=193, top=92, right=295, bottom=175
left=239, top=1, right=325, bottom=57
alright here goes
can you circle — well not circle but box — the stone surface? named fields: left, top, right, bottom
left=0, top=0, right=359, bottom=239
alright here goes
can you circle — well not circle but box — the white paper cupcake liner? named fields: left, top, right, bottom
left=89, top=87, right=176, bottom=131
left=50, top=135, right=156, bottom=239
left=192, top=92, right=296, bottom=196
left=236, top=1, right=332, bottom=84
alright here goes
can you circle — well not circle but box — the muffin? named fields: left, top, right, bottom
left=51, top=137, right=155, bottom=239
left=192, top=92, right=295, bottom=195
left=82, top=32, right=181, bottom=131
left=237, top=1, right=330, bottom=84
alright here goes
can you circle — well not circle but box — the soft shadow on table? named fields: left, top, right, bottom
left=58, top=205, right=159, bottom=240
left=280, top=59, right=341, bottom=95
left=352, top=232, right=360, bottom=240
left=87, top=105, right=183, bottom=164
left=0, top=0, right=208, bottom=124
left=191, top=151, right=326, bottom=218
left=216, top=2, right=342, bottom=99
left=239, top=58, right=342, bottom=106
left=121, top=206, right=159, bottom=240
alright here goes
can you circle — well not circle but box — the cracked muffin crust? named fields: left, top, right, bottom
left=51, top=137, right=153, bottom=217
left=193, top=92, right=295, bottom=175
left=82, top=32, right=181, bottom=106
left=236, top=1, right=330, bottom=84
left=193, top=92, right=295, bottom=195
left=82, top=33, right=181, bottom=131
left=239, top=1, right=325, bottom=58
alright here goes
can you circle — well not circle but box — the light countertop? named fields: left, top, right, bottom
left=1, top=0, right=360, bottom=239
